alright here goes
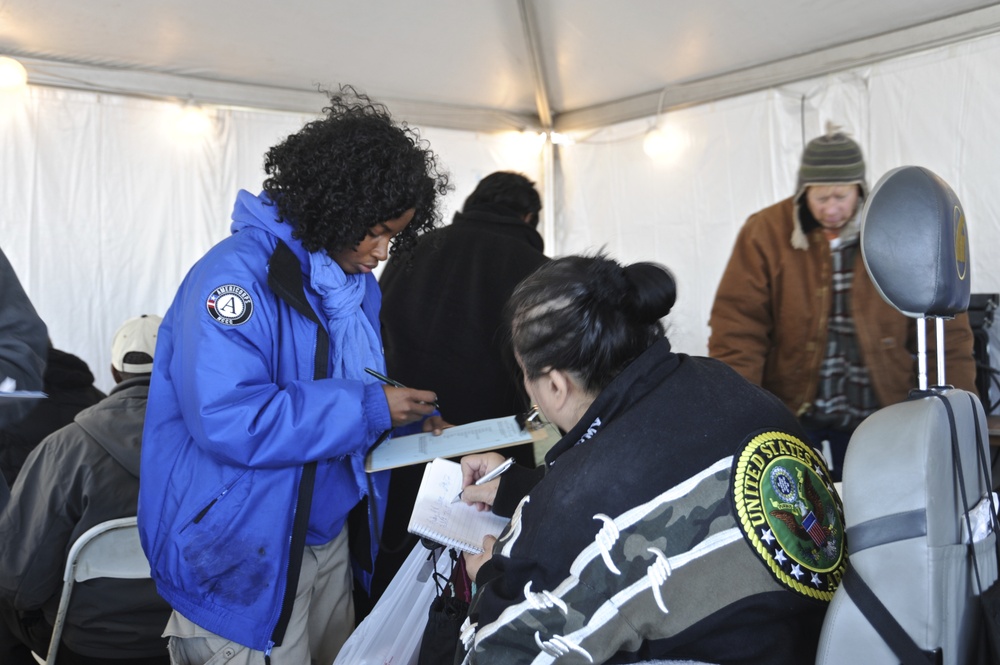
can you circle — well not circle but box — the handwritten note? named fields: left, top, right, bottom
left=407, top=458, right=510, bottom=554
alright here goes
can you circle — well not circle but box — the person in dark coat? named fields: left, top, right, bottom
left=456, top=255, right=844, bottom=664
left=0, top=345, right=105, bottom=487
left=0, top=246, right=48, bottom=430
left=370, top=172, right=549, bottom=610
left=0, top=314, right=170, bottom=665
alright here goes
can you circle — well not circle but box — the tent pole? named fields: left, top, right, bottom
left=517, top=0, right=552, bottom=130
left=518, top=0, right=557, bottom=254
left=541, top=141, right=555, bottom=254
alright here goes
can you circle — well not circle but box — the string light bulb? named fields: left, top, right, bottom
left=0, top=57, right=28, bottom=90
left=176, top=100, right=212, bottom=135
left=643, top=123, right=689, bottom=163
left=497, top=130, right=546, bottom=167
left=549, top=131, right=575, bottom=146
left=642, top=86, right=690, bottom=163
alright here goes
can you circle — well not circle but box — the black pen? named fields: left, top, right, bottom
left=364, top=367, right=439, bottom=409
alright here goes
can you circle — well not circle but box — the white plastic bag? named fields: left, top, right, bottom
left=333, top=543, right=449, bottom=665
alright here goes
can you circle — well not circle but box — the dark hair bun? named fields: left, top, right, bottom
left=507, top=252, right=674, bottom=393
left=585, top=257, right=675, bottom=325
left=622, top=262, right=676, bottom=323
left=587, top=259, right=631, bottom=307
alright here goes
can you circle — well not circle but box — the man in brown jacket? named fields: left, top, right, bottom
left=708, top=124, right=975, bottom=480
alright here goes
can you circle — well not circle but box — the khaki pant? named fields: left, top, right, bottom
left=165, top=529, right=353, bottom=665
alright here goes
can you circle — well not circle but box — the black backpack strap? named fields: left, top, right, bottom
left=933, top=394, right=984, bottom=594
left=967, top=393, right=1000, bottom=566
left=841, top=566, right=942, bottom=665
left=268, top=240, right=320, bottom=323
left=265, top=240, right=324, bottom=651
left=268, top=240, right=329, bottom=379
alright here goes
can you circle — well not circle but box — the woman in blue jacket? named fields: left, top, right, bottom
left=138, top=87, right=451, bottom=665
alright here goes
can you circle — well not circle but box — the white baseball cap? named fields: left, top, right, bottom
left=111, top=314, right=162, bottom=374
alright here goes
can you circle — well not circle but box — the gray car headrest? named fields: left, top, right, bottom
left=861, top=166, right=970, bottom=318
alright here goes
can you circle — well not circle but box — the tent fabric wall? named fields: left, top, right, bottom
left=554, top=31, right=1000, bottom=370
left=4, top=30, right=999, bottom=398
left=1, top=87, right=539, bottom=392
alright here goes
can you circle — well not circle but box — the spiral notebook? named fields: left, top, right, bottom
left=407, top=458, right=511, bottom=554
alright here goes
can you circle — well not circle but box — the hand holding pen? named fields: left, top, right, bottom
left=365, top=367, right=439, bottom=409
left=455, top=453, right=515, bottom=507
left=365, top=367, right=446, bottom=432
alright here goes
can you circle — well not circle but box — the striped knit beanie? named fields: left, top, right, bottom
left=796, top=122, right=866, bottom=195
left=790, top=122, right=867, bottom=249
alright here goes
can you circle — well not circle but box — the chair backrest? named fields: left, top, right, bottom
left=41, top=516, right=150, bottom=665
left=861, top=165, right=970, bottom=318
left=816, top=166, right=996, bottom=665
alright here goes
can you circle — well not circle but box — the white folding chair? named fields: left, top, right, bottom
left=34, top=516, right=151, bottom=665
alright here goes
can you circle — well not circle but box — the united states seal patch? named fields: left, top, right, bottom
left=732, top=431, right=846, bottom=601
left=206, top=284, right=254, bottom=326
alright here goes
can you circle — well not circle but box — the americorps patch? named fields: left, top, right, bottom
left=732, top=431, right=846, bottom=601
left=206, top=284, right=254, bottom=326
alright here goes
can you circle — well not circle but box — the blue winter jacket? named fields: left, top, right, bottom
left=138, top=190, right=392, bottom=652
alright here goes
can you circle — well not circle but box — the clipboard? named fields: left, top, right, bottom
left=0, top=391, right=46, bottom=399
left=365, top=415, right=560, bottom=472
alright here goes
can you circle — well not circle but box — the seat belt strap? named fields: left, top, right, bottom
left=841, top=566, right=941, bottom=665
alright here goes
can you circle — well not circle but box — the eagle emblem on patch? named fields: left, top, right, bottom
left=732, top=431, right=846, bottom=601
left=206, top=284, right=254, bottom=326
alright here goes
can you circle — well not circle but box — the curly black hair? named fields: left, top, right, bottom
left=262, top=85, right=451, bottom=256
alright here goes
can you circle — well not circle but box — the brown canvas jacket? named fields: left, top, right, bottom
left=708, top=196, right=976, bottom=417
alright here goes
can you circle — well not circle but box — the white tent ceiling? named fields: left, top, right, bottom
left=3, top=0, right=1000, bottom=132
left=5, top=0, right=1000, bottom=395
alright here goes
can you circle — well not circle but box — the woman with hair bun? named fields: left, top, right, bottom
left=456, top=253, right=846, bottom=664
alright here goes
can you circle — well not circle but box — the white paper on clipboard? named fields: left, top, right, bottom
left=365, top=415, right=559, bottom=472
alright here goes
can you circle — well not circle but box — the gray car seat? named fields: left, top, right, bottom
left=815, top=166, right=997, bottom=665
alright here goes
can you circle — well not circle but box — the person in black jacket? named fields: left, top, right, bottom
left=0, top=246, right=48, bottom=430
left=0, top=345, right=105, bottom=487
left=0, top=314, right=170, bottom=665
left=371, top=172, right=549, bottom=611
left=456, top=254, right=846, bottom=664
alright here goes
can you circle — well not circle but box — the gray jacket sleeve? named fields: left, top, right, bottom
left=0, top=432, right=80, bottom=609
left=0, top=246, right=48, bottom=428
